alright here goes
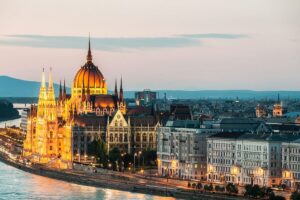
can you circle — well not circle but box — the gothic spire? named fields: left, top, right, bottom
left=119, top=76, right=124, bottom=102
left=48, top=67, right=53, bottom=89
left=41, top=68, right=46, bottom=88
left=87, top=33, right=92, bottom=62
left=114, top=79, right=118, bottom=99
left=59, top=80, right=62, bottom=102
left=63, top=79, right=67, bottom=101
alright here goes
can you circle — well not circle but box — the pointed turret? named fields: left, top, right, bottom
left=86, top=34, right=92, bottom=62
left=119, top=76, right=124, bottom=102
left=46, top=67, right=57, bottom=121
left=37, top=68, right=48, bottom=118
left=58, top=80, right=62, bottom=102
left=114, top=79, right=118, bottom=99
left=41, top=68, right=46, bottom=88
left=48, top=67, right=53, bottom=89
left=63, top=79, right=67, bottom=101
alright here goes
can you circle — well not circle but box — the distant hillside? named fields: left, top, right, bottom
left=1, top=76, right=300, bottom=99
left=0, top=76, right=70, bottom=97
left=153, top=90, right=300, bottom=100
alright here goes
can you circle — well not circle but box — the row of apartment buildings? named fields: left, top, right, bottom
left=157, top=120, right=300, bottom=189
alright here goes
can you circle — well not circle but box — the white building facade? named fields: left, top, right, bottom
left=207, top=133, right=284, bottom=187
left=157, top=125, right=217, bottom=181
left=282, top=139, right=300, bottom=190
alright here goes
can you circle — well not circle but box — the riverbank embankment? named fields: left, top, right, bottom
left=0, top=151, right=245, bottom=200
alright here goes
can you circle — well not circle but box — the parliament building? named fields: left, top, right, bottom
left=23, top=38, right=158, bottom=169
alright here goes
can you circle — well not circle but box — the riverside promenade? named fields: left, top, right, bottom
left=0, top=149, right=246, bottom=200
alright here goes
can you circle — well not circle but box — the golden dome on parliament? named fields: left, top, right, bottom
left=72, top=37, right=108, bottom=96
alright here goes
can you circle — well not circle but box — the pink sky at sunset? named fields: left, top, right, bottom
left=0, top=0, right=299, bottom=90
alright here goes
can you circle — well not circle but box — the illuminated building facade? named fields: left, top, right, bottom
left=207, top=133, right=287, bottom=187
left=272, top=95, right=286, bottom=117
left=72, top=110, right=159, bottom=161
left=157, top=121, right=214, bottom=181
left=23, top=69, right=72, bottom=169
left=23, top=38, right=126, bottom=168
left=282, top=140, right=300, bottom=190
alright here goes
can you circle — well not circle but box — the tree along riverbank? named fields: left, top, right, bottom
left=0, top=100, right=20, bottom=122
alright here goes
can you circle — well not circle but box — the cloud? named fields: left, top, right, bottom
left=179, top=33, right=247, bottom=39
left=0, top=33, right=246, bottom=51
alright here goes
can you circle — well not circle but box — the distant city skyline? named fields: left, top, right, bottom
left=0, top=0, right=299, bottom=90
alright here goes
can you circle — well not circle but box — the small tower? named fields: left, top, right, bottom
left=114, top=79, right=118, bottom=99
left=273, top=94, right=283, bottom=117
left=58, top=80, right=62, bottom=103
left=118, top=77, right=126, bottom=114
left=37, top=68, right=47, bottom=118
left=63, top=79, right=67, bottom=102
left=47, top=67, right=57, bottom=121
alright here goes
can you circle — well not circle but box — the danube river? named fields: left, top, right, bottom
left=0, top=104, right=175, bottom=200
left=0, top=162, right=174, bottom=200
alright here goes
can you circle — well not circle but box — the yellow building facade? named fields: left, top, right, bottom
left=23, top=38, right=126, bottom=169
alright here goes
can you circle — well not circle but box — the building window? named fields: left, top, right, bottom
left=143, top=133, right=147, bottom=142
left=136, top=133, right=141, bottom=142
left=149, top=134, right=153, bottom=142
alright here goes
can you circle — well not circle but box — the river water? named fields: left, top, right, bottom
left=0, top=104, right=174, bottom=200
left=0, top=162, right=172, bottom=200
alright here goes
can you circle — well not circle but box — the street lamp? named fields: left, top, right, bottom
left=134, top=153, right=137, bottom=172
left=138, top=151, right=142, bottom=169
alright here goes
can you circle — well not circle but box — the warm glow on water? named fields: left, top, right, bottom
left=0, top=162, right=176, bottom=200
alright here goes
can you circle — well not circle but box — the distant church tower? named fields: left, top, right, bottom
left=273, top=94, right=284, bottom=117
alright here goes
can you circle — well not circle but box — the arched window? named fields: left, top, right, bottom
left=136, top=133, right=141, bottom=142
left=110, top=134, right=113, bottom=142
left=124, top=134, right=128, bottom=142
left=149, top=134, right=153, bottom=142
left=119, top=134, right=123, bottom=142
left=143, top=133, right=147, bottom=142
left=115, top=134, right=118, bottom=142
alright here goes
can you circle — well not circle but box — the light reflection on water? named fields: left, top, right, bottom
left=0, top=160, right=175, bottom=200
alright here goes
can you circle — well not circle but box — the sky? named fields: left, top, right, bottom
left=0, top=0, right=299, bottom=91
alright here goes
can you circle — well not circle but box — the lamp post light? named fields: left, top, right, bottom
left=138, top=151, right=142, bottom=169
left=134, top=153, right=137, bottom=172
